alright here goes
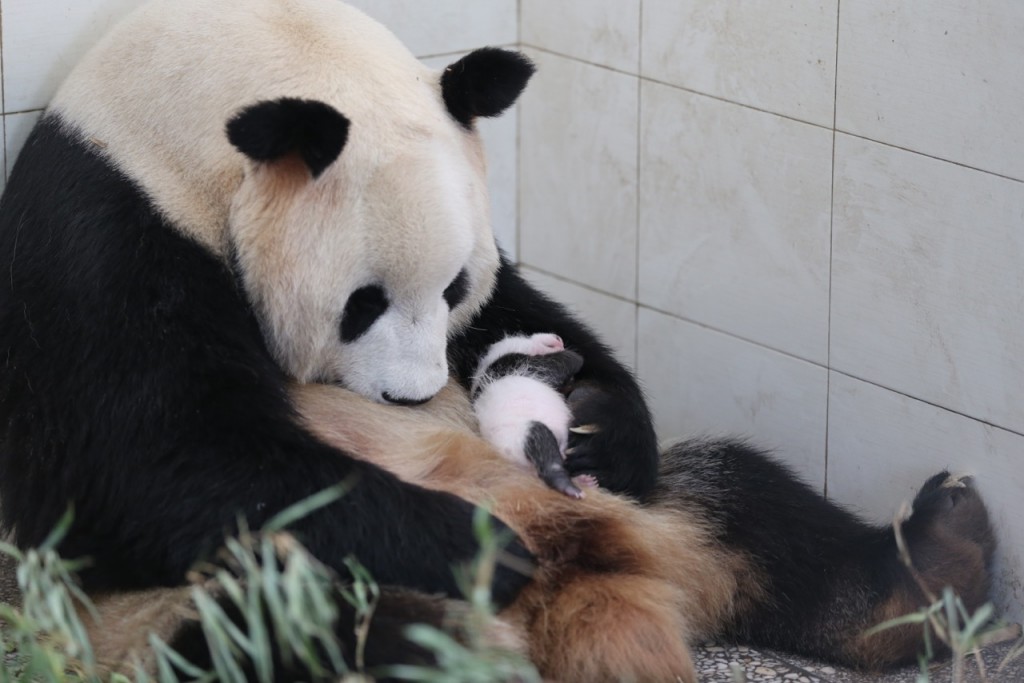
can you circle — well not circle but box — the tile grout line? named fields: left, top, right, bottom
left=0, top=107, right=42, bottom=117
left=1, top=2, right=6, bottom=180
left=514, top=0, right=522, bottom=265
left=824, top=0, right=842, bottom=499
left=525, top=266, right=1024, bottom=441
left=520, top=43, right=835, bottom=129
left=835, top=128, right=1024, bottom=186
left=634, top=0, right=643, bottom=370
left=416, top=43, right=519, bottom=62
left=828, top=368, right=1024, bottom=441
left=518, top=43, right=1024, bottom=188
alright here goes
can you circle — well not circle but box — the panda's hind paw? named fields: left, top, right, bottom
left=898, top=471, right=996, bottom=610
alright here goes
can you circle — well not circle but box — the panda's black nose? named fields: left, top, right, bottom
left=382, top=391, right=432, bottom=407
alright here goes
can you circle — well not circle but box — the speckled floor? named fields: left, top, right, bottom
left=693, top=641, right=1024, bottom=682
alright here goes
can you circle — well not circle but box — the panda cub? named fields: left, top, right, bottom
left=471, top=333, right=597, bottom=499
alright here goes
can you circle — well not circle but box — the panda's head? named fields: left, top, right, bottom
left=50, top=0, right=532, bottom=405
left=224, top=49, right=533, bottom=405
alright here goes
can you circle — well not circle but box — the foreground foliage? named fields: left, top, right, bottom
left=0, top=492, right=539, bottom=683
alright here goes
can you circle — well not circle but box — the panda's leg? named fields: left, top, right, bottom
left=649, top=439, right=996, bottom=670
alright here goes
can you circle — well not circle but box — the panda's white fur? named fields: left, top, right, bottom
left=51, top=0, right=497, bottom=401
left=0, top=0, right=999, bottom=679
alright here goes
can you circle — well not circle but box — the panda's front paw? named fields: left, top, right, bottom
left=563, top=383, right=659, bottom=500
left=440, top=497, right=535, bottom=608
left=486, top=517, right=536, bottom=608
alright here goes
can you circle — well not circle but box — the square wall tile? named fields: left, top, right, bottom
left=519, top=50, right=639, bottom=300
left=642, top=0, right=838, bottom=127
left=521, top=267, right=637, bottom=370
left=347, top=0, right=516, bottom=57
left=831, top=134, right=1024, bottom=435
left=638, top=308, right=828, bottom=490
left=4, top=111, right=44, bottom=178
left=837, top=1, right=1024, bottom=181
left=828, top=372, right=1024, bottom=625
left=3, top=0, right=145, bottom=113
left=421, top=53, right=519, bottom=261
left=522, top=0, right=640, bottom=73
left=639, top=82, right=832, bottom=364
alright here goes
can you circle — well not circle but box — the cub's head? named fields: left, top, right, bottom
left=225, top=48, right=533, bottom=405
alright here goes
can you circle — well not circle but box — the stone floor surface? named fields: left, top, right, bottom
left=693, top=641, right=1024, bottom=682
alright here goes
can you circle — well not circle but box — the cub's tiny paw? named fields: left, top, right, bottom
left=528, top=333, right=564, bottom=355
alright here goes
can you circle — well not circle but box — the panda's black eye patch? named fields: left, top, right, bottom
left=340, top=285, right=389, bottom=342
left=443, top=270, right=469, bottom=309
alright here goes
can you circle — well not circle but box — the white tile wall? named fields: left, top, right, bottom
left=4, top=109, right=41, bottom=177
left=516, top=0, right=1024, bottom=623
left=639, top=80, right=833, bottom=364
left=521, top=0, right=640, bottom=73
left=837, top=1, right=1024, bottom=181
left=637, top=308, right=829, bottom=489
left=641, top=0, right=839, bottom=127
left=832, top=134, right=1024, bottom=434
left=346, top=0, right=516, bottom=58
left=518, top=49, right=639, bottom=299
left=2, top=0, right=145, bottom=113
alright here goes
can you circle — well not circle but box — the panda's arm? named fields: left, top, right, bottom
left=0, top=117, right=530, bottom=604
left=450, top=254, right=659, bottom=500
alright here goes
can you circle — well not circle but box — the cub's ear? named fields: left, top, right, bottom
left=441, top=48, right=535, bottom=128
left=226, top=98, right=349, bottom=179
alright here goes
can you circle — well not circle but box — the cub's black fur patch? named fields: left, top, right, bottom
left=523, top=421, right=579, bottom=499
left=449, top=253, right=659, bottom=500
left=473, top=349, right=584, bottom=401
left=441, top=48, right=535, bottom=128
left=226, top=98, right=349, bottom=178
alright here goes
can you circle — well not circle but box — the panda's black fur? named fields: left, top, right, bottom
left=0, top=114, right=532, bottom=603
left=0, top=1, right=996, bottom=680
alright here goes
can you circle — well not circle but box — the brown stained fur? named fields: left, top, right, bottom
left=81, top=585, right=204, bottom=676
left=0, top=540, right=204, bottom=677
left=846, top=513, right=993, bottom=670
left=30, top=380, right=757, bottom=681
left=849, top=586, right=932, bottom=671
left=293, top=381, right=757, bottom=683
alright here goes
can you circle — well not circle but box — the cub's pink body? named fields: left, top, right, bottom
left=472, top=333, right=571, bottom=468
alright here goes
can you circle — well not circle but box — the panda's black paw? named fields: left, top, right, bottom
left=563, top=382, right=659, bottom=500
left=897, top=471, right=996, bottom=613
left=439, top=497, right=535, bottom=608
left=487, top=518, right=536, bottom=608
left=906, top=472, right=995, bottom=556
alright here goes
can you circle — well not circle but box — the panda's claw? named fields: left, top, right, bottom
left=569, top=423, right=600, bottom=435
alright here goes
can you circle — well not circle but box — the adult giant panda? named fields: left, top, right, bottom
left=0, top=0, right=995, bottom=681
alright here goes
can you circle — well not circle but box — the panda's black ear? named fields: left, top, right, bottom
left=441, top=48, right=535, bottom=128
left=226, top=98, right=349, bottom=179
